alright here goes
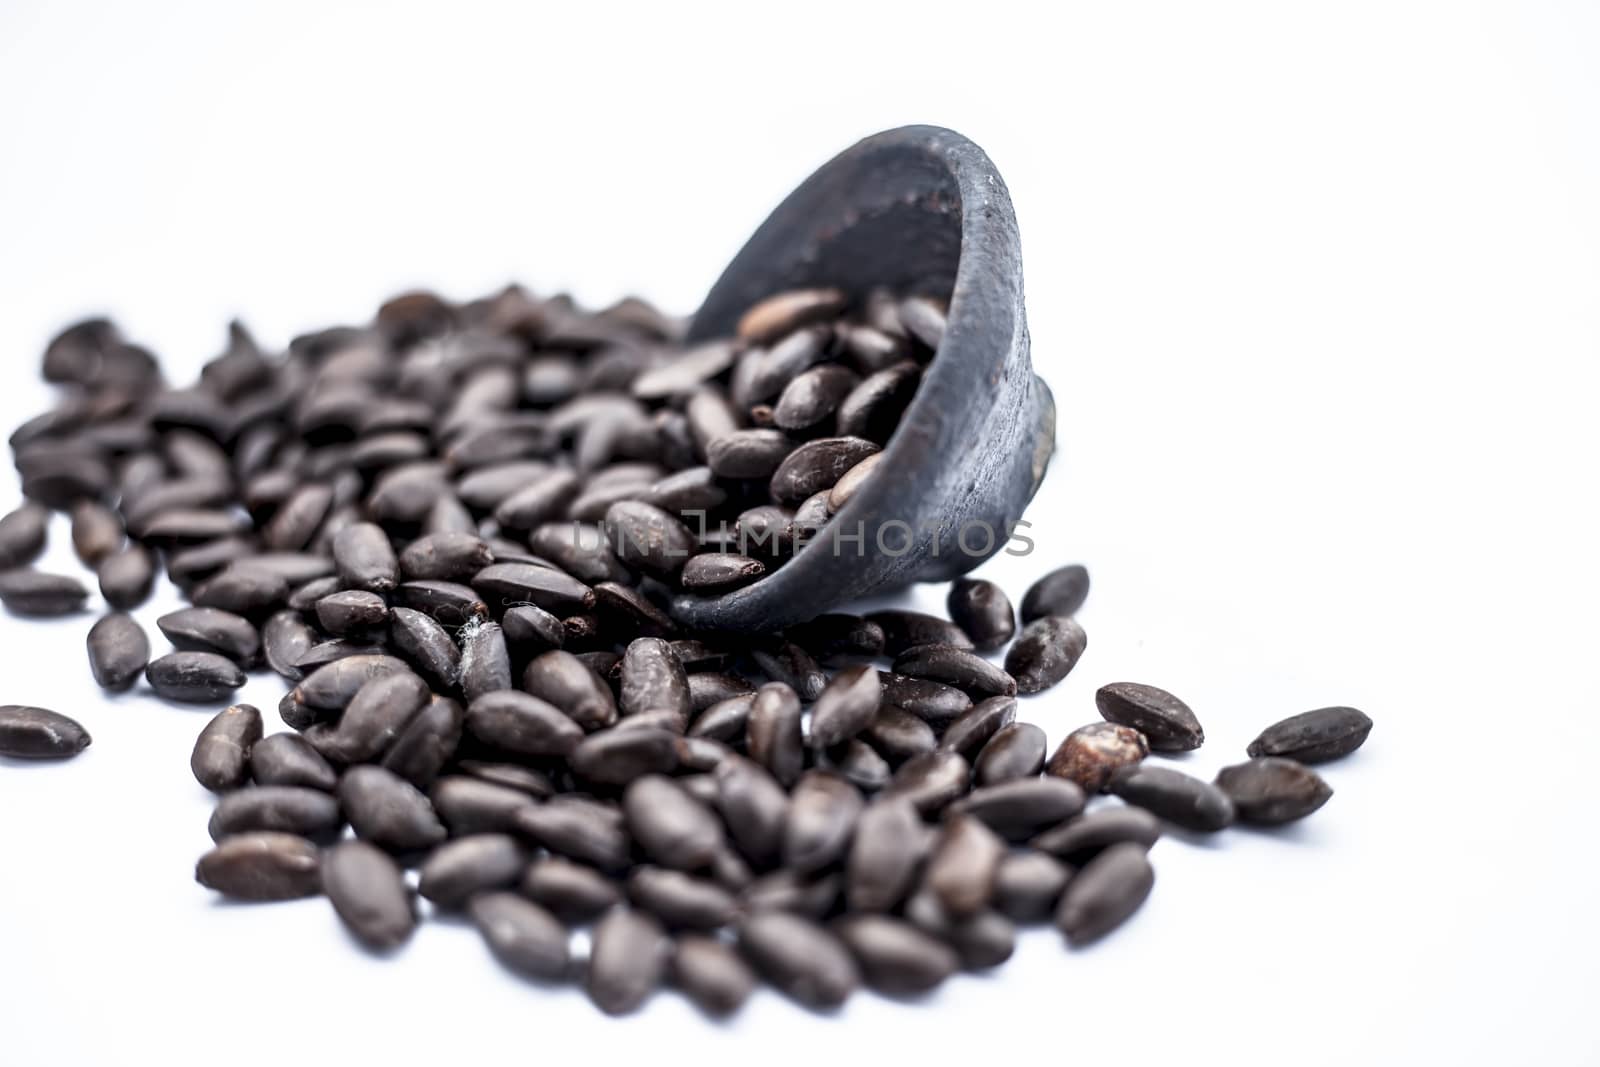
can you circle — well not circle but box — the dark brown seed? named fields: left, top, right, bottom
left=528, top=523, right=633, bottom=585
left=321, top=671, right=432, bottom=763
left=473, top=562, right=594, bottom=614
left=0, top=502, right=49, bottom=569
left=952, top=778, right=1087, bottom=841
left=835, top=914, right=960, bottom=996
left=494, top=470, right=581, bottom=531
left=501, top=603, right=566, bottom=653
left=624, top=774, right=724, bottom=870
left=672, top=935, right=757, bottom=1018
left=786, top=613, right=885, bottom=662
left=825, top=738, right=892, bottom=792
left=732, top=504, right=795, bottom=560
left=195, top=832, right=321, bottom=901
left=882, top=750, right=971, bottom=816
left=418, top=834, right=527, bottom=907
left=332, top=522, right=399, bottom=592
left=686, top=674, right=754, bottom=714
left=736, top=288, right=846, bottom=343
left=1109, top=764, right=1235, bottom=832
left=146, top=651, right=247, bottom=703
left=678, top=552, right=767, bottom=592
left=454, top=762, right=549, bottom=802
left=366, top=463, right=448, bottom=524
left=868, top=611, right=975, bottom=655
left=836, top=361, right=921, bottom=442
left=742, top=869, right=842, bottom=918
left=138, top=508, right=247, bottom=545
left=521, top=650, right=617, bottom=730
left=774, top=364, right=860, bottom=431
left=460, top=621, right=512, bottom=702
left=713, top=753, right=789, bottom=869
left=471, top=884, right=575, bottom=982
left=588, top=907, right=670, bottom=1015
left=1006, top=615, right=1088, bottom=694
left=208, top=785, right=341, bottom=841
left=264, top=484, right=333, bottom=551
left=395, top=581, right=488, bottom=627
left=939, top=695, right=1018, bottom=759
left=0, top=705, right=92, bottom=759
left=861, top=705, right=938, bottom=764
left=767, top=436, right=879, bottom=504
left=897, top=295, right=947, bottom=349
left=1214, top=758, right=1333, bottom=824
left=826, top=452, right=883, bottom=511
left=974, top=722, right=1047, bottom=785
left=592, top=581, right=679, bottom=639
left=295, top=638, right=388, bottom=674
left=783, top=770, right=863, bottom=874
left=903, top=890, right=1017, bottom=970
left=569, top=726, right=680, bottom=785
left=619, top=636, right=691, bottom=719
left=809, top=665, right=881, bottom=749
left=893, top=644, right=1016, bottom=699
left=993, top=850, right=1072, bottom=922
left=1246, top=706, right=1374, bottom=764
left=1055, top=842, right=1154, bottom=946
left=235, top=552, right=335, bottom=587
left=1046, top=722, right=1150, bottom=793
left=1097, top=682, right=1205, bottom=751
left=286, top=575, right=343, bottom=613
left=432, top=776, right=536, bottom=835
left=262, top=610, right=316, bottom=682
left=746, top=682, right=804, bottom=787
left=86, top=612, right=150, bottom=691
left=157, top=607, right=260, bottom=664
left=250, top=733, right=338, bottom=791
left=520, top=856, right=621, bottom=920
left=398, top=531, right=494, bottom=582
left=387, top=607, right=461, bottom=690
left=1030, top=806, right=1163, bottom=862
left=628, top=867, right=738, bottom=929
left=0, top=570, right=89, bottom=616
left=190, top=564, right=289, bottom=615
left=632, top=340, right=737, bottom=399
left=292, top=655, right=411, bottom=710
left=750, top=640, right=826, bottom=702
left=466, top=690, right=583, bottom=757
left=738, top=910, right=859, bottom=1010
left=602, top=501, right=697, bottom=581
left=1021, top=564, right=1091, bottom=622
left=339, top=765, right=448, bottom=851
left=924, top=814, right=1006, bottom=918
left=323, top=840, right=417, bottom=950
left=847, top=797, right=925, bottom=912
left=70, top=500, right=123, bottom=565
left=97, top=544, right=156, bottom=609
left=878, top=672, right=972, bottom=726
left=191, top=704, right=263, bottom=792
left=705, top=429, right=795, bottom=480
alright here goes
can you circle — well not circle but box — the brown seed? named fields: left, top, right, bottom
left=894, top=644, right=1016, bottom=698
left=194, top=832, right=321, bottom=901
left=953, top=777, right=1087, bottom=841
left=0, top=502, right=48, bottom=569
left=687, top=674, right=754, bottom=715
left=1046, top=722, right=1150, bottom=793
left=520, top=650, right=618, bottom=730
left=460, top=621, right=513, bottom=702
left=97, top=544, right=157, bottom=609
left=208, top=785, right=341, bottom=842
left=632, top=340, right=737, bottom=400
left=786, top=613, right=886, bottom=662
left=861, top=704, right=938, bottom=765
left=264, top=484, right=333, bottom=551
left=1030, top=806, right=1164, bottom=862
left=1109, top=764, right=1235, bottom=832
left=713, top=753, right=789, bottom=869
left=86, top=612, right=150, bottom=691
left=903, top=890, right=1017, bottom=971
left=469, top=891, right=571, bottom=980
left=945, top=578, right=1017, bottom=651
left=774, top=364, right=861, bottom=431
left=993, top=850, right=1072, bottom=922
left=1214, top=758, right=1333, bottom=824
left=1246, top=706, right=1374, bottom=764
left=432, top=776, right=536, bottom=836
left=331, top=522, right=399, bottom=593
left=836, top=361, right=921, bottom=441
left=250, top=732, right=338, bottom=791
left=742, top=869, right=842, bottom=918
left=292, top=655, right=411, bottom=710
left=847, top=797, right=926, bottom=913
left=627, top=867, right=738, bottom=929
left=70, top=500, right=124, bottom=565
left=746, top=682, right=804, bottom=787
left=705, top=428, right=796, bottom=480
left=262, top=610, right=316, bottom=681
left=394, top=581, right=489, bottom=626
left=878, top=671, right=973, bottom=726
left=671, top=935, right=757, bottom=1018
left=387, top=607, right=462, bottom=691
left=418, top=834, right=527, bottom=907
left=569, top=726, right=681, bottom=785
left=473, top=562, right=594, bottom=614
left=939, top=695, right=1018, bottom=759
left=620, top=636, right=691, bottom=718
left=602, top=501, right=697, bottom=581
left=782, top=770, right=863, bottom=874
left=1005, top=615, right=1088, bottom=694
left=867, top=610, right=976, bottom=655
left=882, top=750, right=971, bottom=816
left=0, top=570, right=89, bottom=616
left=191, top=704, right=263, bottom=793
left=1097, top=682, right=1205, bottom=751
left=465, top=690, right=583, bottom=757
left=322, top=840, right=418, bottom=950
left=974, top=722, right=1047, bottom=785
left=339, top=765, right=448, bottom=851
left=587, top=907, right=670, bottom=1015
left=924, top=814, right=1007, bottom=918
left=146, top=651, right=247, bottom=703
left=190, top=563, right=290, bottom=615
left=320, top=671, right=432, bottom=763
left=1021, top=564, right=1091, bottom=622
left=835, top=914, right=960, bottom=996
left=736, top=288, right=847, bottom=344
left=1055, top=842, right=1154, bottom=946
left=679, top=552, right=767, bottom=592
left=768, top=436, right=880, bottom=504
left=157, top=606, right=260, bottom=664
left=398, top=531, right=495, bottom=582
left=809, top=664, right=882, bottom=749
left=624, top=775, right=725, bottom=870
left=521, top=856, right=621, bottom=920
left=750, top=640, right=826, bottom=702
left=0, top=705, right=92, bottom=759
left=738, top=910, right=859, bottom=1010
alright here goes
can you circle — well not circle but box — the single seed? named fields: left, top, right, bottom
left=418, top=834, right=527, bottom=907
left=1020, top=564, right=1090, bottom=621
left=469, top=891, right=570, bottom=980
left=835, top=914, right=960, bottom=996
left=195, top=832, right=321, bottom=901
left=1096, top=682, right=1205, bottom=751
left=746, top=682, right=804, bottom=787
left=98, top=544, right=157, bottom=609
left=1046, top=722, right=1149, bottom=793
left=569, top=726, right=681, bottom=785
left=191, top=704, right=263, bottom=793
left=738, top=910, right=859, bottom=1010
left=878, top=672, right=972, bottom=726
left=625, top=774, right=725, bottom=870
left=952, top=778, right=1087, bottom=841
left=398, top=531, right=495, bottom=582
left=339, top=765, right=448, bottom=851
left=157, top=606, right=260, bottom=664
left=208, top=785, right=342, bottom=841
left=520, top=651, right=618, bottom=730
left=847, top=797, right=925, bottom=912
left=946, top=578, right=1017, bottom=651
left=1109, top=764, right=1235, bottom=833
left=460, top=621, right=513, bottom=702
left=587, top=907, right=670, bottom=1015
left=262, top=610, right=316, bottom=681
left=893, top=644, right=1016, bottom=697
left=0, top=705, right=92, bottom=759
left=809, top=664, right=881, bottom=749
left=627, top=867, right=739, bottom=929
left=924, top=814, right=1007, bottom=918
left=432, top=776, right=536, bottom=836
left=736, top=288, right=847, bottom=344
left=882, top=750, right=971, bottom=815
left=1246, top=706, right=1374, bottom=764
left=768, top=436, right=880, bottom=504
left=679, top=552, right=767, bottom=592
left=782, top=770, right=863, bottom=875
left=620, top=636, right=691, bottom=719
left=713, top=753, right=789, bottom=869
left=146, top=651, right=247, bottom=703
left=939, top=695, right=1018, bottom=758
left=993, top=850, right=1072, bottom=922
left=671, top=935, right=757, bottom=1017
left=322, top=840, right=418, bottom=950
left=1005, top=615, right=1088, bottom=694
left=1030, top=806, right=1164, bottom=863
left=1055, top=842, right=1154, bottom=946
left=520, top=856, right=621, bottom=921
left=973, top=722, right=1047, bottom=785
left=0, top=570, right=89, bottom=616
left=86, top=612, right=150, bottom=691
left=1214, top=758, right=1333, bottom=825
left=319, top=671, right=432, bottom=763
left=250, top=733, right=338, bottom=791
left=465, top=690, right=584, bottom=757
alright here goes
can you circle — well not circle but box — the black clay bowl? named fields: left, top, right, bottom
left=672, top=124, right=1056, bottom=632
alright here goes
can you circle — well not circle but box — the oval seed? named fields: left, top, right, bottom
left=925, top=814, right=1007, bottom=918
left=738, top=910, right=859, bottom=1010
left=679, top=552, right=767, bottom=592
left=0, top=705, right=92, bottom=759
left=465, top=690, right=583, bottom=757
left=993, top=850, right=1072, bottom=922
left=627, top=867, right=738, bottom=929
left=521, top=856, right=621, bottom=921
left=620, top=636, right=691, bottom=719
left=250, top=733, right=338, bottom=791
left=782, top=770, right=864, bottom=874
left=208, top=786, right=342, bottom=841
left=974, top=722, right=1048, bottom=785
left=191, top=704, right=263, bottom=792
left=157, top=606, right=260, bottom=664
left=521, top=650, right=617, bottom=730
left=1047, top=722, right=1149, bottom=793
left=0, top=570, right=89, bottom=616
left=809, top=664, right=881, bottom=749
left=587, top=907, right=670, bottom=1015
left=1005, top=615, right=1088, bottom=694
left=323, top=840, right=417, bottom=950
left=418, top=834, right=527, bottom=907
left=893, top=644, right=1016, bottom=697
left=1214, top=758, right=1333, bottom=824
left=746, top=681, right=804, bottom=787
left=847, top=797, right=926, bottom=913
left=469, top=891, right=570, bottom=980
left=98, top=544, right=157, bottom=609
left=1246, top=706, right=1373, bottom=764
left=835, top=914, right=960, bottom=996
left=954, top=778, right=1087, bottom=841
left=624, top=775, right=725, bottom=870
left=320, top=671, right=432, bottom=763
left=1109, top=764, right=1235, bottom=832
left=826, top=452, right=883, bottom=511
left=671, top=935, right=757, bottom=1018
left=1096, top=682, right=1205, bottom=751
left=262, top=610, right=316, bottom=681
left=513, top=797, right=631, bottom=873
left=1055, top=842, right=1154, bottom=946
left=569, top=726, right=681, bottom=785
left=939, top=695, right=1018, bottom=759
left=882, top=750, right=971, bottom=816
left=1030, top=806, right=1164, bottom=862
left=195, top=832, right=321, bottom=901
left=861, top=705, right=938, bottom=764
left=146, top=651, right=247, bottom=703
left=339, top=765, right=448, bottom=851
left=1020, top=564, right=1090, bottom=621
left=460, top=621, right=512, bottom=702
left=946, top=578, right=1017, bottom=650
left=767, top=436, right=880, bottom=504
left=331, top=522, right=400, bottom=592
left=86, top=612, right=150, bottom=691
left=713, top=753, right=789, bottom=869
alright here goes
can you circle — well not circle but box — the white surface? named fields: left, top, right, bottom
left=2, top=1, right=1598, bottom=1064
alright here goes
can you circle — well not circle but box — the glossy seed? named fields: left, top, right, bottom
left=208, top=785, right=341, bottom=841
left=973, top=722, right=1047, bottom=785
left=737, top=288, right=846, bottom=344
left=836, top=361, right=921, bottom=441
left=250, top=732, right=338, bottom=791
left=395, top=581, right=488, bottom=626
left=672, top=935, right=757, bottom=1017
left=688, top=676, right=754, bottom=716
left=1030, top=806, right=1164, bottom=862
left=520, top=650, right=618, bottom=729
left=157, top=606, right=260, bottom=664
left=418, top=834, right=527, bottom=907
left=1214, top=758, right=1333, bottom=824
left=469, top=891, right=570, bottom=980
left=705, top=429, right=796, bottom=480
left=738, top=910, right=859, bottom=1010
left=678, top=552, right=767, bottom=592
left=1055, top=842, right=1154, bottom=945
left=953, top=777, right=1087, bottom=842
left=323, top=840, right=417, bottom=950
left=768, top=437, right=880, bottom=504
left=750, top=640, right=826, bottom=702
left=882, top=750, right=971, bottom=816
left=1109, top=764, right=1235, bottom=832
left=189, top=564, right=289, bottom=615
left=339, top=765, right=448, bottom=851
left=292, top=655, right=411, bottom=710
left=146, top=651, right=247, bottom=703
left=1020, top=564, right=1090, bottom=622
left=320, top=671, right=432, bottom=763
left=924, top=814, right=1007, bottom=918
left=194, top=832, right=321, bottom=901
left=70, top=500, right=124, bottom=565
left=1046, top=722, right=1150, bottom=793
left=86, top=612, right=150, bottom=691
left=1246, top=706, right=1374, bottom=764
left=861, top=705, right=938, bottom=765
left=939, top=695, right=1018, bottom=759
left=894, top=644, right=1016, bottom=698
left=712, top=753, right=789, bottom=869
left=587, top=907, right=670, bottom=1015
left=619, top=636, right=691, bottom=719
left=946, top=578, right=1016, bottom=651
left=835, top=914, right=960, bottom=996
left=602, top=501, right=697, bottom=581
left=782, top=770, right=863, bottom=874
left=866, top=611, right=975, bottom=655
left=1006, top=616, right=1088, bottom=694
left=847, top=797, right=926, bottom=912
left=0, top=570, right=89, bottom=616
left=993, top=850, right=1072, bottom=922
left=786, top=613, right=885, bottom=662
left=191, top=704, right=263, bottom=792
left=569, top=726, right=681, bottom=785
left=0, top=705, right=92, bottom=759
left=387, top=607, right=461, bottom=690
left=465, top=690, right=583, bottom=757
left=624, top=774, right=725, bottom=870
left=97, top=544, right=157, bottom=609
left=399, top=531, right=495, bottom=582
left=1096, top=682, right=1205, bottom=751
left=0, top=502, right=49, bottom=568
left=878, top=672, right=973, bottom=726
left=809, top=665, right=881, bottom=749
left=773, top=363, right=860, bottom=431
left=460, top=621, right=512, bottom=702
left=746, top=682, right=804, bottom=787
left=431, top=776, right=536, bottom=836
left=262, top=610, right=316, bottom=681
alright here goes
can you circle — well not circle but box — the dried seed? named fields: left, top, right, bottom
left=332, top=522, right=399, bottom=592
left=295, top=638, right=387, bottom=674
left=593, top=581, right=680, bottom=639
left=1109, top=764, right=1235, bottom=832
left=195, top=832, right=321, bottom=901
left=1214, top=758, right=1333, bottom=825
left=679, top=552, right=767, bottom=592
left=292, top=655, right=411, bottom=710
left=262, top=610, right=316, bottom=682
left=826, top=452, right=883, bottom=511
left=973, top=722, right=1048, bottom=785
left=993, top=850, right=1072, bottom=922
left=1046, top=722, right=1149, bottom=793
left=473, top=562, right=594, bottom=614
left=1097, top=682, right=1205, bottom=751
left=208, top=785, right=341, bottom=841
left=835, top=914, right=960, bottom=996
left=250, top=733, right=338, bottom=791
left=321, top=671, right=432, bottom=763
left=836, top=361, right=921, bottom=441
left=493, top=470, right=581, bottom=531
left=738, top=910, right=859, bottom=1010
left=878, top=671, right=973, bottom=726
left=924, top=814, right=1006, bottom=918
left=323, top=840, right=417, bottom=950
left=501, top=603, right=566, bottom=653
left=569, top=726, right=681, bottom=785
left=953, top=778, right=1087, bottom=841
left=625, top=774, right=725, bottom=870
left=456, top=760, right=552, bottom=799
left=394, top=581, right=488, bottom=626
left=903, top=889, right=1017, bottom=970
left=686, top=673, right=754, bottom=714
left=469, top=891, right=570, bottom=980
left=146, top=651, right=247, bottom=703
left=861, top=705, right=938, bottom=765
left=264, top=484, right=333, bottom=551
left=431, top=776, right=536, bottom=835
left=786, top=613, right=885, bottom=662
left=190, top=563, right=290, bottom=615
left=736, top=288, right=846, bottom=344
left=627, top=867, right=738, bottom=929
left=0, top=502, right=49, bottom=569
left=746, top=681, right=804, bottom=787
left=897, top=295, right=946, bottom=349
left=671, top=935, right=756, bottom=1017
left=339, top=765, right=448, bottom=851
left=1006, top=615, right=1088, bottom=694
left=1030, top=806, right=1163, bottom=862
left=808, top=665, right=881, bottom=749
left=939, top=695, right=1018, bottom=758
left=767, top=436, right=880, bottom=504
left=705, top=428, right=796, bottom=480
left=157, top=607, right=260, bottom=664
left=882, top=750, right=971, bottom=816
left=1020, top=564, right=1090, bottom=622
left=602, top=501, right=697, bottom=581
left=713, top=753, right=789, bottom=869
left=86, top=612, right=150, bottom=691
left=0, top=705, right=92, bottom=759
left=97, top=544, right=157, bottom=609
left=520, top=856, right=621, bottom=920
left=868, top=610, right=975, bottom=655
left=782, top=770, right=863, bottom=874
left=520, top=650, right=617, bottom=730
left=418, top=834, right=527, bottom=907
left=742, top=869, right=842, bottom=918
left=751, top=640, right=826, bottom=702
left=398, top=531, right=495, bottom=582
left=465, top=690, right=584, bottom=757
left=847, top=797, right=925, bottom=913
left=460, top=621, right=512, bottom=702
left=825, top=738, right=891, bottom=791
left=893, top=644, right=1016, bottom=698
left=587, top=907, right=669, bottom=1015
left=191, top=704, right=263, bottom=792
left=1055, top=842, right=1154, bottom=946
left=0, top=570, right=89, bottom=616
left=528, top=523, right=633, bottom=584
left=620, top=636, right=691, bottom=718
left=70, top=500, right=124, bottom=565
left=387, top=607, right=461, bottom=690
left=1246, top=706, right=1374, bottom=764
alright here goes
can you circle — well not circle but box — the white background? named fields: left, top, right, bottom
left=2, top=1, right=1598, bottom=1063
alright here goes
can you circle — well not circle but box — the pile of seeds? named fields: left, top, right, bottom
left=0, top=286, right=1373, bottom=1015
